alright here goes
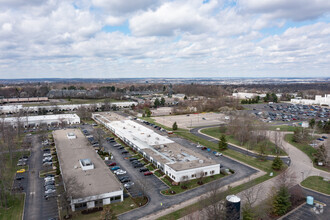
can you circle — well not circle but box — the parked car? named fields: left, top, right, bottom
left=129, top=158, right=138, bottom=161
left=317, top=138, right=324, bottom=141
left=134, top=163, right=144, bottom=168
left=139, top=167, right=148, bottom=172
left=144, top=171, right=153, bottom=176
left=124, top=182, right=134, bottom=189
left=118, top=146, right=124, bottom=150
left=44, top=181, right=55, bottom=186
left=111, top=166, right=120, bottom=171
left=201, top=147, right=207, bottom=150
left=43, top=162, right=53, bottom=166
left=45, top=189, right=56, bottom=194
left=118, top=176, right=129, bottom=181
left=120, top=178, right=131, bottom=183
left=16, top=176, right=25, bottom=180
left=45, top=185, right=56, bottom=191
left=17, top=169, right=26, bottom=173
left=44, top=193, right=57, bottom=200
left=108, top=162, right=116, bottom=166
left=17, top=161, right=26, bottom=166
left=43, top=153, right=52, bottom=157
left=321, top=136, right=328, bottom=139
left=115, top=170, right=127, bottom=175
left=215, top=152, right=223, bottom=157
left=44, top=176, right=55, bottom=182
left=45, top=174, right=55, bottom=178
left=121, top=151, right=129, bottom=154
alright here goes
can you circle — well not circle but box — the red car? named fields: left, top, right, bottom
left=108, top=162, right=116, bottom=166
left=201, top=147, right=207, bottom=150
left=144, top=171, right=153, bottom=176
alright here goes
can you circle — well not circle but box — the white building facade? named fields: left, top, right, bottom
left=291, top=94, right=330, bottom=106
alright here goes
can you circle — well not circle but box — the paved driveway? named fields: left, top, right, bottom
left=23, top=135, right=58, bottom=220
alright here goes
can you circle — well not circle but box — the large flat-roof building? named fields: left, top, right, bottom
left=54, top=129, right=123, bottom=211
left=93, top=112, right=220, bottom=182
left=2, top=114, right=80, bottom=128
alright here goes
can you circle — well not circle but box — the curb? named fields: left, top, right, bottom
left=299, top=183, right=330, bottom=197
left=21, top=192, right=26, bottom=220
left=278, top=202, right=306, bottom=220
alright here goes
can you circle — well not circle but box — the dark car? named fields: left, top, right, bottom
left=45, top=174, right=55, bottom=178
left=44, top=193, right=57, bottom=200
left=129, top=158, right=138, bottom=162
left=144, top=171, right=153, bottom=176
left=321, top=136, right=328, bottom=139
left=118, top=176, right=129, bottom=181
left=134, top=163, right=144, bottom=168
left=16, top=176, right=25, bottom=181
left=120, top=178, right=131, bottom=183
left=139, top=168, right=148, bottom=172
left=118, top=146, right=124, bottom=149
left=45, top=185, right=56, bottom=191
left=121, top=151, right=129, bottom=154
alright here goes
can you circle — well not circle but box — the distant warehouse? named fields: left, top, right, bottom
left=93, top=113, right=220, bottom=182
left=54, top=129, right=123, bottom=211
left=2, top=114, right=80, bottom=128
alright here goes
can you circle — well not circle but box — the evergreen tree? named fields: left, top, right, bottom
left=272, top=156, right=283, bottom=170
left=172, top=122, right=178, bottom=130
left=154, top=98, right=160, bottom=108
left=219, top=134, right=228, bottom=151
left=160, top=97, right=165, bottom=106
left=272, top=186, right=291, bottom=216
left=309, top=118, right=315, bottom=128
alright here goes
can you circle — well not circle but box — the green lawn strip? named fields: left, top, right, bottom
left=268, top=125, right=298, bottom=132
left=158, top=173, right=275, bottom=220
left=301, top=176, right=330, bottom=195
left=154, top=170, right=164, bottom=178
left=146, top=164, right=155, bottom=171
left=201, top=127, right=287, bottom=156
left=173, top=131, right=275, bottom=173
left=0, top=193, right=25, bottom=220
left=161, top=174, right=225, bottom=195
left=71, top=197, right=147, bottom=220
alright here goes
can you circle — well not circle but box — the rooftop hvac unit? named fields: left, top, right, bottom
left=123, top=127, right=126, bottom=129
left=199, top=160, right=204, bottom=164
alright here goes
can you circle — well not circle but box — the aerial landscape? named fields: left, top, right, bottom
left=0, top=1, right=329, bottom=220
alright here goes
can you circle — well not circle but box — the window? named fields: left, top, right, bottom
left=191, top=174, right=196, bottom=178
left=210, top=170, right=215, bottom=174
left=204, top=172, right=208, bottom=176
left=173, top=176, right=175, bottom=180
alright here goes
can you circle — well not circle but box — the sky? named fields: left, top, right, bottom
left=0, top=0, right=330, bottom=79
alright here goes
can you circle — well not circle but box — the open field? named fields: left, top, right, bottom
left=301, top=176, right=330, bottom=195
left=153, top=112, right=227, bottom=129
left=201, top=127, right=287, bottom=156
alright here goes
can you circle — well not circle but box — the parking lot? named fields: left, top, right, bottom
left=23, top=134, right=58, bottom=220
left=153, top=112, right=227, bottom=129
left=246, top=103, right=329, bottom=123
left=81, top=125, right=169, bottom=199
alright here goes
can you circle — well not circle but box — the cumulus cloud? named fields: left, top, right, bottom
left=239, top=0, right=330, bottom=21
left=0, top=0, right=329, bottom=78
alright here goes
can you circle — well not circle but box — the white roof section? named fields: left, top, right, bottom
left=2, top=114, right=80, bottom=123
left=108, top=120, right=174, bottom=149
left=226, top=195, right=241, bottom=203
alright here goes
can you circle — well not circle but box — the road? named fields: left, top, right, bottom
left=190, top=126, right=291, bottom=165
left=23, top=135, right=58, bottom=220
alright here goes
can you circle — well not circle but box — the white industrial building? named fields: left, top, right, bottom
left=0, top=101, right=138, bottom=114
left=1, top=114, right=80, bottom=128
left=54, top=129, right=123, bottom=211
left=291, top=94, right=330, bottom=106
left=93, top=112, right=220, bottom=182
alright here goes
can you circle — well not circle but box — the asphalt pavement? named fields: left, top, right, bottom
left=23, top=134, right=58, bottom=220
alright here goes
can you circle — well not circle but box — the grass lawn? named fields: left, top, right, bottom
left=201, top=127, right=287, bottom=156
left=173, top=130, right=277, bottom=173
left=140, top=117, right=187, bottom=132
left=0, top=194, right=25, bottom=220
left=301, top=176, right=330, bottom=195
left=71, top=196, right=144, bottom=220
left=146, top=164, right=156, bottom=171
left=161, top=173, right=225, bottom=195
left=268, top=125, right=298, bottom=132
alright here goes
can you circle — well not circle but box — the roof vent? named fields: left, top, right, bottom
left=199, top=160, right=204, bottom=164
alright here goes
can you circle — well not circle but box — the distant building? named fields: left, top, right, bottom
left=0, top=97, right=48, bottom=104
left=291, top=94, right=330, bottom=106
left=2, top=114, right=80, bottom=128
left=54, top=129, right=123, bottom=211
left=172, top=94, right=186, bottom=100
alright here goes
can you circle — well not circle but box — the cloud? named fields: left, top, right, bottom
left=239, top=0, right=330, bottom=21
left=129, top=0, right=219, bottom=36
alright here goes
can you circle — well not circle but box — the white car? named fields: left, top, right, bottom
left=43, top=153, right=52, bottom=157
left=45, top=189, right=56, bottom=194
left=196, top=145, right=202, bottom=148
left=43, top=156, right=52, bottom=161
left=124, top=182, right=134, bottom=189
left=115, top=170, right=127, bottom=175
left=44, top=177, right=55, bottom=182
left=215, top=152, right=223, bottom=157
